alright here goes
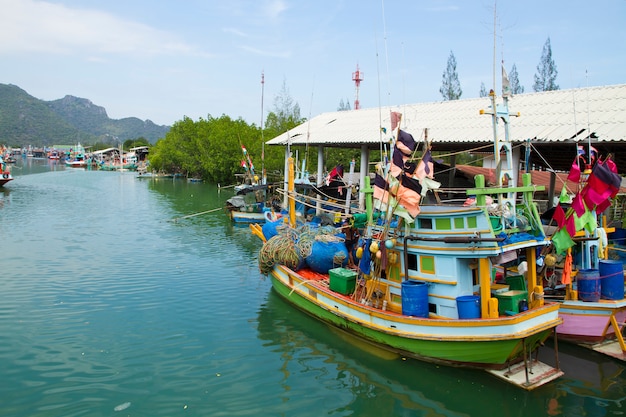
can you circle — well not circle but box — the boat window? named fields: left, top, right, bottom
left=467, top=216, right=477, bottom=228
left=407, top=253, right=418, bottom=271
left=454, top=217, right=464, bottom=229
left=420, top=256, right=435, bottom=274
left=435, top=218, right=451, bottom=230
left=419, top=218, right=433, bottom=229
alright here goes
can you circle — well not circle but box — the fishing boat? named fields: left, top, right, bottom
left=226, top=182, right=282, bottom=224
left=226, top=142, right=281, bottom=224
left=541, top=149, right=626, bottom=361
left=0, top=155, right=13, bottom=186
left=251, top=85, right=564, bottom=389
left=65, top=144, right=88, bottom=168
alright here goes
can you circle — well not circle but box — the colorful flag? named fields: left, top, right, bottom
left=416, top=149, right=434, bottom=179
left=390, top=129, right=416, bottom=178
left=567, top=156, right=582, bottom=183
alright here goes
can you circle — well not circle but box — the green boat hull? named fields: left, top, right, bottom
left=270, top=274, right=553, bottom=368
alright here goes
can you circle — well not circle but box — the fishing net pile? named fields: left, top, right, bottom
left=258, top=223, right=348, bottom=274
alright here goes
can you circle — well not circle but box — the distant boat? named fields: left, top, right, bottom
left=65, top=144, right=87, bottom=168
left=0, top=156, right=13, bottom=186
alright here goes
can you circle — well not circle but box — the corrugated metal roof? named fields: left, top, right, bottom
left=267, top=84, right=626, bottom=148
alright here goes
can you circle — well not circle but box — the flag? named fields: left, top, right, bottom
left=373, top=173, right=391, bottom=206
left=390, top=111, right=401, bottom=131
left=552, top=228, right=575, bottom=255
left=502, top=63, right=511, bottom=97
left=567, top=156, right=582, bottom=183
left=553, top=204, right=566, bottom=228
left=390, top=129, right=417, bottom=178
left=396, top=173, right=422, bottom=217
left=415, top=149, right=434, bottom=179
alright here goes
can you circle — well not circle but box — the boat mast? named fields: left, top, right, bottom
left=482, top=1, right=519, bottom=225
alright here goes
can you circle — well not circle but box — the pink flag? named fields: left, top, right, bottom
left=390, top=112, right=401, bottom=131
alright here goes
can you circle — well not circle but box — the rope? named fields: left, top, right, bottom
left=169, top=206, right=224, bottom=222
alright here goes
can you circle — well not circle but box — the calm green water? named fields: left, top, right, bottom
left=1, top=159, right=625, bottom=417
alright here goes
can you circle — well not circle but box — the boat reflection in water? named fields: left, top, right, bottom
left=257, top=290, right=592, bottom=416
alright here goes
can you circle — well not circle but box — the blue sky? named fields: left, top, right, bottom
left=1, top=0, right=624, bottom=127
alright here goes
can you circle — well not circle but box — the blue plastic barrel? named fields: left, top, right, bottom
left=599, top=260, right=625, bottom=300
left=577, top=269, right=601, bottom=302
left=401, top=281, right=429, bottom=317
left=456, top=295, right=481, bottom=319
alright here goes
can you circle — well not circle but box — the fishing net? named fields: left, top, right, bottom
left=258, top=224, right=347, bottom=274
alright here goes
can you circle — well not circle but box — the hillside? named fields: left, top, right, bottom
left=0, top=84, right=170, bottom=147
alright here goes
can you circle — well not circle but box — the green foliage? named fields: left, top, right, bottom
left=123, top=137, right=151, bottom=151
left=533, top=38, right=559, bottom=92
left=148, top=79, right=307, bottom=183
left=148, top=115, right=284, bottom=184
left=509, top=64, right=525, bottom=94
left=479, top=82, right=489, bottom=97
left=440, top=51, right=462, bottom=100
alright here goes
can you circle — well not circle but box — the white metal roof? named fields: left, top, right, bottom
left=266, top=84, right=626, bottom=148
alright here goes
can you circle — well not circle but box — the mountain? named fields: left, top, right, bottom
left=0, top=84, right=170, bottom=147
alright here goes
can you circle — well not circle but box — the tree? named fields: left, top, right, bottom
left=439, top=51, right=462, bottom=100
left=337, top=98, right=351, bottom=111
left=265, top=78, right=303, bottom=134
left=533, top=38, right=559, bottom=92
left=479, top=82, right=489, bottom=97
left=509, top=64, right=524, bottom=94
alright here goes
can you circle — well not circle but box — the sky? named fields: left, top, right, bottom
left=1, top=0, right=624, bottom=127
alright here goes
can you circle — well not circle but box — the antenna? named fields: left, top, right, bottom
left=261, top=71, right=266, bottom=184
left=352, top=64, right=364, bottom=110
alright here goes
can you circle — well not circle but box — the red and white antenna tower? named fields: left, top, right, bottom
left=352, top=64, right=363, bottom=110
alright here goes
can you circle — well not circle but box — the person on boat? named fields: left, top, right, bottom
left=343, top=217, right=359, bottom=267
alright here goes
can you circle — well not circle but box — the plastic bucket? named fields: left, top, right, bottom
left=456, top=295, right=481, bottom=319
left=577, top=269, right=601, bottom=302
left=599, top=260, right=625, bottom=300
left=401, top=281, right=429, bottom=317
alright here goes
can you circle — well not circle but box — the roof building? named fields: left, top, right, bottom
left=267, top=84, right=626, bottom=174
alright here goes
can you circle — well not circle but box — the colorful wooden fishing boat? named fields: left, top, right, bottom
left=65, top=143, right=88, bottom=168
left=0, top=155, right=13, bottom=187
left=252, top=89, right=564, bottom=389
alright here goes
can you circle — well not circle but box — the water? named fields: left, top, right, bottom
left=1, top=159, right=625, bottom=416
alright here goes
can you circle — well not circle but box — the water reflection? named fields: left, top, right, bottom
left=257, top=290, right=572, bottom=416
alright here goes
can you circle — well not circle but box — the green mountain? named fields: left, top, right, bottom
left=0, top=84, right=170, bottom=147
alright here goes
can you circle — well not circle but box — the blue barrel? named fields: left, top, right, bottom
left=456, top=295, right=481, bottom=319
left=599, top=260, right=625, bottom=300
left=401, top=281, right=429, bottom=317
left=577, top=269, right=601, bottom=302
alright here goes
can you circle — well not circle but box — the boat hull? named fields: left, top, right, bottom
left=556, top=299, right=626, bottom=360
left=270, top=265, right=561, bottom=369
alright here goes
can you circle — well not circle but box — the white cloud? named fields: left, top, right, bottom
left=0, top=0, right=204, bottom=57
left=264, top=0, right=289, bottom=20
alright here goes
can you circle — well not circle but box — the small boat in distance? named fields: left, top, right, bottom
left=65, top=144, right=87, bottom=168
left=0, top=155, right=13, bottom=186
